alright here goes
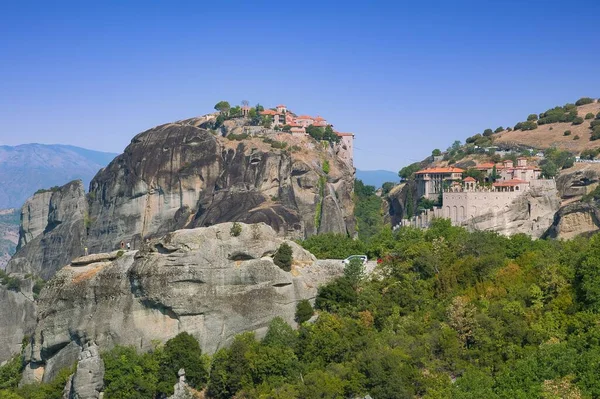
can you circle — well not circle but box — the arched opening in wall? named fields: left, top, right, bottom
left=453, top=206, right=458, bottom=222
left=460, top=206, right=465, bottom=221
left=445, top=206, right=450, bottom=218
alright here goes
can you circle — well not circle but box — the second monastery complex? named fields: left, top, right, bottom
left=402, top=157, right=556, bottom=229
left=238, top=103, right=355, bottom=165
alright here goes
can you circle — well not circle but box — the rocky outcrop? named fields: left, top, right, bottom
left=21, top=223, right=344, bottom=384
left=167, top=369, right=195, bottom=399
left=0, top=284, right=36, bottom=364
left=544, top=166, right=600, bottom=239
left=544, top=201, right=600, bottom=240
left=463, top=182, right=560, bottom=238
left=18, top=191, right=53, bottom=250
left=62, top=343, right=104, bottom=399
left=83, top=122, right=354, bottom=253
left=7, top=180, right=87, bottom=279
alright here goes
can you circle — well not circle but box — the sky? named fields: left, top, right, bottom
left=1, top=0, right=599, bottom=171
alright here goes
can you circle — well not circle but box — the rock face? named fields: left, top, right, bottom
left=7, top=180, right=87, bottom=279
left=544, top=166, right=600, bottom=239
left=18, top=191, right=53, bottom=250
left=63, top=342, right=105, bottom=399
left=82, top=121, right=354, bottom=253
left=462, top=182, right=561, bottom=238
left=544, top=201, right=600, bottom=240
left=386, top=181, right=560, bottom=238
left=21, top=223, right=344, bottom=384
left=0, top=285, right=36, bottom=365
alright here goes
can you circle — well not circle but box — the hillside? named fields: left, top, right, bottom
left=495, top=100, right=600, bottom=153
left=0, top=144, right=118, bottom=209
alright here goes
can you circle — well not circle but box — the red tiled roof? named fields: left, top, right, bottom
left=260, top=109, right=277, bottom=115
left=476, top=162, right=495, bottom=169
left=335, top=132, right=354, bottom=137
left=493, top=179, right=529, bottom=187
left=277, top=104, right=286, bottom=107
left=314, top=116, right=325, bottom=121
left=463, top=177, right=476, bottom=182
left=415, top=167, right=465, bottom=174
left=296, top=115, right=313, bottom=119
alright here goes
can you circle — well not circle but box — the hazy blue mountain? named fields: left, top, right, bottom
left=0, top=144, right=118, bottom=209
left=356, top=169, right=399, bottom=188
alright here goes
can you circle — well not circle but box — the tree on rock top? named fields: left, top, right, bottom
left=214, top=101, right=231, bottom=115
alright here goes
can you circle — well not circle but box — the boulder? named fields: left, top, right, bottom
left=21, top=223, right=344, bottom=383
left=7, top=180, right=87, bottom=279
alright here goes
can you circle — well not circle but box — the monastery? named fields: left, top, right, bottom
left=403, top=158, right=556, bottom=229
left=255, top=104, right=355, bottom=165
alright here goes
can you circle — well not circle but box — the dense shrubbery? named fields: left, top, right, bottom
left=580, top=148, right=600, bottom=160
left=306, top=125, right=340, bottom=143
left=539, top=148, right=575, bottom=177
left=514, top=120, right=538, bottom=131
left=563, top=130, right=571, bottom=136
left=591, top=127, right=600, bottom=141
left=102, top=333, right=208, bottom=399
left=585, top=112, right=595, bottom=120
left=398, top=162, right=421, bottom=180
left=494, top=126, right=504, bottom=133
left=576, top=97, right=594, bottom=106
left=572, top=116, right=584, bottom=125
left=354, top=179, right=384, bottom=241
left=273, top=243, right=293, bottom=271
left=9, top=221, right=600, bottom=397
left=537, top=105, right=578, bottom=125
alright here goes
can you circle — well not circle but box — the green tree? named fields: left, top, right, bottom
left=274, top=243, right=293, bottom=271
left=398, top=162, right=422, bottom=180
left=156, top=332, right=208, bottom=396
left=102, top=346, right=159, bottom=399
left=0, top=356, right=22, bottom=391
left=576, top=97, right=594, bottom=106
left=295, top=300, right=314, bottom=324
left=214, top=101, right=231, bottom=115
left=432, top=149, right=442, bottom=157
left=344, top=257, right=365, bottom=290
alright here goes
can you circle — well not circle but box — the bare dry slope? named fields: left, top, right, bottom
left=495, top=102, right=600, bottom=153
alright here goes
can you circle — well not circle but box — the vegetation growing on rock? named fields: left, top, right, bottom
left=273, top=243, right=293, bottom=271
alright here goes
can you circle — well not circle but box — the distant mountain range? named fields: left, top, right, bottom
left=0, top=144, right=118, bottom=209
left=356, top=169, right=399, bottom=188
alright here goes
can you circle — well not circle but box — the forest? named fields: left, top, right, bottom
left=2, top=181, right=600, bottom=398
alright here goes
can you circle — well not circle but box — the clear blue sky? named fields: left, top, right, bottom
left=1, top=0, right=599, bottom=171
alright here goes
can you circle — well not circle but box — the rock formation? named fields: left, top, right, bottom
left=62, top=342, right=105, bottom=399
left=20, top=223, right=344, bottom=384
left=7, top=180, right=87, bottom=280
left=542, top=166, right=600, bottom=239
left=85, top=121, right=355, bottom=254
left=5, top=118, right=354, bottom=280
left=463, top=182, right=560, bottom=238
left=0, top=284, right=36, bottom=365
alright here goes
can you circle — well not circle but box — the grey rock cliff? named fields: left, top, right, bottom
left=545, top=166, right=600, bottom=239
left=462, top=182, right=561, bottom=238
left=18, top=191, right=53, bottom=250
left=0, top=285, right=36, bottom=365
left=21, top=223, right=343, bottom=383
left=62, top=342, right=104, bottom=399
left=7, top=180, right=87, bottom=279
left=83, top=121, right=354, bottom=253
